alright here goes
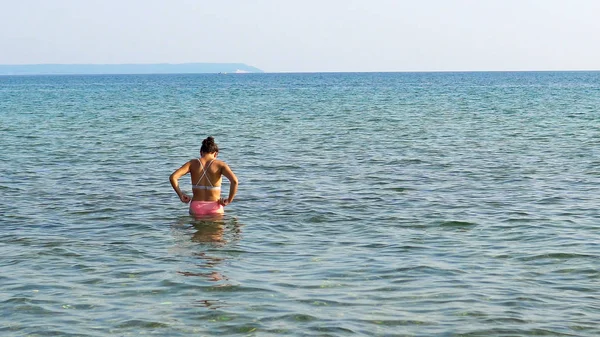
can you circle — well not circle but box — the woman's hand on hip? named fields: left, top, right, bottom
left=180, top=193, right=191, bottom=203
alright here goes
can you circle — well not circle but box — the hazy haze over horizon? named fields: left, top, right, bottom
left=1, top=0, right=599, bottom=73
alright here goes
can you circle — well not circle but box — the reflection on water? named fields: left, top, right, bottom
left=178, top=252, right=227, bottom=282
left=191, top=217, right=227, bottom=244
left=169, top=216, right=244, bottom=310
left=193, top=299, right=227, bottom=310
left=170, top=215, right=243, bottom=284
left=171, top=215, right=243, bottom=246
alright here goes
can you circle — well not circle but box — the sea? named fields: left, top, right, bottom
left=1, top=71, right=599, bottom=336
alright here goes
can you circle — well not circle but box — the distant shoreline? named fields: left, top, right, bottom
left=0, top=63, right=264, bottom=75
left=0, top=65, right=597, bottom=76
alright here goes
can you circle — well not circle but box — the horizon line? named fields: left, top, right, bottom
left=1, top=63, right=599, bottom=72
left=1, top=66, right=599, bottom=76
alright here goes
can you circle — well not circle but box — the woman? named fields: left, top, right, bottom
left=170, top=136, right=238, bottom=216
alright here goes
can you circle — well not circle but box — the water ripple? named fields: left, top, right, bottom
left=2, top=72, right=600, bottom=336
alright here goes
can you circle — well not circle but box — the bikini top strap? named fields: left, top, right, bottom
left=195, top=159, right=215, bottom=187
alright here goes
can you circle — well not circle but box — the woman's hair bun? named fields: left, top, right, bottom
left=201, top=136, right=218, bottom=153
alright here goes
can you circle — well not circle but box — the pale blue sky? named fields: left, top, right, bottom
left=1, top=0, right=599, bottom=72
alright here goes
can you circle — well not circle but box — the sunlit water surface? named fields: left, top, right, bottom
left=1, top=72, right=600, bottom=336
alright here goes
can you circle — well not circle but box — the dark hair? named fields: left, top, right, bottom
left=200, top=136, right=219, bottom=154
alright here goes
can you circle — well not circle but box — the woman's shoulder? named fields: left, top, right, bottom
left=214, top=159, right=230, bottom=168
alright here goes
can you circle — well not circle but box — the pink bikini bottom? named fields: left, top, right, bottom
left=189, top=201, right=224, bottom=216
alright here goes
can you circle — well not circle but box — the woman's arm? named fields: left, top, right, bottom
left=170, top=161, right=192, bottom=203
left=219, top=163, right=238, bottom=206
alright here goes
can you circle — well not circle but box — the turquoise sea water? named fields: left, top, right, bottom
left=1, top=72, right=599, bottom=336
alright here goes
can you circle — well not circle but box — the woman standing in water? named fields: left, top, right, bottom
left=170, top=136, right=238, bottom=216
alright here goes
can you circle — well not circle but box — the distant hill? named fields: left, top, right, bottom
left=0, top=63, right=264, bottom=75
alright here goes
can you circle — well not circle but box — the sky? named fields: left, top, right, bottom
left=1, top=0, right=599, bottom=73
